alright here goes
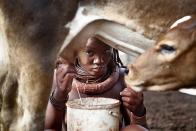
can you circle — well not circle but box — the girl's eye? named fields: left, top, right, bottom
left=85, top=50, right=94, bottom=56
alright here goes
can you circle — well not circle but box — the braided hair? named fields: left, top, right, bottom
left=112, top=48, right=125, bottom=67
left=108, top=48, right=128, bottom=73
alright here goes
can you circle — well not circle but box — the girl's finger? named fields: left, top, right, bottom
left=61, top=73, right=75, bottom=87
left=120, top=89, right=137, bottom=98
left=60, top=73, right=75, bottom=92
left=121, top=96, right=136, bottom=104
left=52, top=69, right=57, bottom=90
left=122, top=101, right=135, bottom=111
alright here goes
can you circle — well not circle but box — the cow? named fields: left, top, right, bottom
left=125, top=15, right=196, bottom=91
left=0, top=0, right=79, bottom=130
left=0, top=0, right=195, bottom=130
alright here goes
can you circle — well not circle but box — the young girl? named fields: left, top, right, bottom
left=44, top=36, right=148, bottom=131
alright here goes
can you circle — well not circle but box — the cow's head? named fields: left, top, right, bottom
left=126, top=15, right=196, bottom=91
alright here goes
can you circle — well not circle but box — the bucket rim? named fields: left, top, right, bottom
left=66, top=97, right=120, bottom=110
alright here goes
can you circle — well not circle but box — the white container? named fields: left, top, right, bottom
left=66, top=97, right=120, bottom=131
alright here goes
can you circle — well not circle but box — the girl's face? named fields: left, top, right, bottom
left=78, top=38, right=113, bottom=77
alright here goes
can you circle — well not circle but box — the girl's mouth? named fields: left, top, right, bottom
left=92, top=66, right=105, bottom=72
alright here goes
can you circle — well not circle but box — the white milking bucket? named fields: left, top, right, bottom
left=66, top=97, right=120, bottom=131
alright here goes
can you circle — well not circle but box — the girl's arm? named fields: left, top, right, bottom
left=44, top=97, right=66, bottom=131
left=120, top=67, right=147, bottom=128
left=45, top=60, right=76, bottom=131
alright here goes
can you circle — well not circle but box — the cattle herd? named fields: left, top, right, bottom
left=0, top=0, right=195, bottom=131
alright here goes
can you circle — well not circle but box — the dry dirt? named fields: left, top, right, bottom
left=144, top=91, right=196, bottom=131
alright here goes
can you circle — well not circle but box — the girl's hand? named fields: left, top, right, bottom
left=120, top=86, right=145, bottom=117
left=52, top=63, right=76, bottom=101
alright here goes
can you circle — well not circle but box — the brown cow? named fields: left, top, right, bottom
left=126, top=15, right=196, bottom=91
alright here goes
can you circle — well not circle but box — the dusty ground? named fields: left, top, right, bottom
left=144, top=91, right=196, bottom=131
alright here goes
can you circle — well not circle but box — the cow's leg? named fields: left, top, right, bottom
left=1, top=70, right=18, bottom=131
left=11, top=65, right=52, bottom=131
left=1, top=64, right=52, bottom=131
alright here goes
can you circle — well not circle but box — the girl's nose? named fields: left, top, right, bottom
left=93, top=56, right=104, bottom=64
